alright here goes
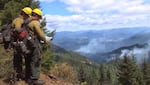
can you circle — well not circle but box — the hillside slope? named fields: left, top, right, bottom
left=0, top=73, right=75, bottom=85
left=0, top=43, right=94, bottom=85
left=0, top=44, right=79, bottom=85
left=50, top=43, right=93, bottom=65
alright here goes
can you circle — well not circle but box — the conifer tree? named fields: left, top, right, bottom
left=141, top=59, right=150, bottom=85
left=0, top=0, right=39, bottom=26
left=78, top=65, right=87, bottom=84
left=118, top=55, right=144, bottom=85
left=85, top=66, right=98, bottom=85
left=98, top=64, right=107, bottom=85
left=108, top=65, right=119, bottom=85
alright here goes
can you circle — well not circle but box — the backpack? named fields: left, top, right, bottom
left=0, top=18, right=33, bottom=51
left=0, top=24, right=13, bottom=49
left=0, top=19, right=30, bottom=50
left=14, top=19, right=33, bottom=53
left=1, top=24, right=12, bottom=42
left=12, top=19, right=32, bottom=41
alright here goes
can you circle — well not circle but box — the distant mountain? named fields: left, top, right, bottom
left=53, top=27, right=150, bottom=63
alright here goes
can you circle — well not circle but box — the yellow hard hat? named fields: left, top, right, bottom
left=22, top=7, right=32, bottom=15
left=32, top=8, right=42, bottom=17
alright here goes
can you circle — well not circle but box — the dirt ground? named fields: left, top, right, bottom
left=0, top=73, right=75, bottom=85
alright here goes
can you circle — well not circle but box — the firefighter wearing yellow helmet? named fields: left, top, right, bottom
left=32, top=8, right=42, bottom=17
left=12, top=7, right=32, bottom=29
left=22, top=7, right=32, bottom=15
left=25, top=8, right=49, bottom=85
left=11, top=7, right=32, bottom=81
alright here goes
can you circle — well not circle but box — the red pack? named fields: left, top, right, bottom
left=18, top=30, right=27, bottom=40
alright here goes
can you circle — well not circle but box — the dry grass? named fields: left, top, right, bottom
left=50, top=63, right=79, bottom=84
left=0, top=45, right=14, bottom=78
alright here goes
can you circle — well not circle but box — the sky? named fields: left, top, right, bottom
left=39, top=0, right=150, bottom=32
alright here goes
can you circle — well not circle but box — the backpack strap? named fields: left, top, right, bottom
left=25, top=20, right=38, bottom=38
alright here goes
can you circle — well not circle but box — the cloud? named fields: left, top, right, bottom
left=60, top=0, right=150, bottom=14
left=44, top=0, right=150, bottom=32
left=45, top=13, right=150, bottom=32
left=60, top=0, right=115, bottom=13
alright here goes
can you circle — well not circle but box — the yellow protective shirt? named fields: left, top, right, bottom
left=12, top=15, right=24, bottom=29
left=28, top=20, right=46, bottom=42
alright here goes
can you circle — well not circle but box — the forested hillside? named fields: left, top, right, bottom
left=0, top=0, right=150, bottom=85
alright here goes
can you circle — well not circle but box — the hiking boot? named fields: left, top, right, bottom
left=28, top=80, right=45, bottom=85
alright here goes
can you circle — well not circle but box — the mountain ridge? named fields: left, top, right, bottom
left=53, top=27, right=150, bottom=63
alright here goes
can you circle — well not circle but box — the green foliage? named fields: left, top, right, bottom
left=0, top=0, right=10, bottom=10
left=0, top=0, right=40, bottom=27
left=108, top=65, right=119, bottom=85
left=50, top=44, right=101, bottom=85
left=41, top=45, right=55, bottom=73
left=77, top=65, right=87, bottom=83
left=75, top=63, right=100, bottom=85
left=118, top=55, right=144, bottom=85
left=98, top=64, right=108, bottom=85
left=0, top=1, right=21, bottom=25
left=141, top=60, right=150, bottom=85
left=19, top=0, right=40, bottom=8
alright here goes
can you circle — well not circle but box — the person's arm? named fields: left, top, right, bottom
left=33, top=21, right=49, bottom=44
left=12, top=18, right=24, bottom=29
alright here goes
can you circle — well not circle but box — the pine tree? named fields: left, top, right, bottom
left=77, top=65, right=87, bottom=84
left=141, top=59, right=150, bottom=85
left=91, top=69, right=98, bottom=85
left=0, top=0, right=39, bottom=26
left=108, top=65, right=119, bottom=85
left=41, top=45, right=55, bottom=72
left=98, top=64, right=105, bottom=85
left=85, top=66, right=99, bottom=85
left=118, top=55, right=144, bottom=85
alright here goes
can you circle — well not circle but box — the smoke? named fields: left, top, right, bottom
left=75, top=36, right=150, bottom=63
left=75, top=38, right=122, bottom=54
left=75, top=38, right=108, bottom=54
left=119, top=44, right=150, bottom=63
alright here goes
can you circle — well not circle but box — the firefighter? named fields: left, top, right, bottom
left=11, top=7, right=32, bottom=80
left=25, top=8, right=49, bottom=85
